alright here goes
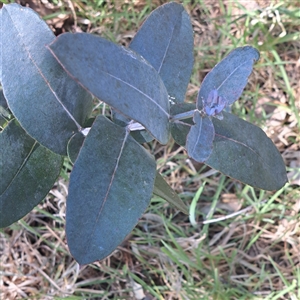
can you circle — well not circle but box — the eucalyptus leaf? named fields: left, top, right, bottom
left=66, top=115, right=156, bottom=264
left=207, top=112, right=288, bottom=190
left=171, top=107, right=287, bottom=189
left=0, top=120, right=62, bottom=227
left=197, top=46, right=260, bottom=110
left=1, top=4, right=93, bottom=155
left=49, top=33, right=170, bottom=144
left=130, top=2, right=194, bottom=103
left=186, top=111, right=215, bottom=163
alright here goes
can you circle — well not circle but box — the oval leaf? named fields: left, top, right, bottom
left=153, top=171, right=189, bottom=214
left=129, top=2, right=194, bottom=103
left=49, top=32, right=170, bottom=144
left=197, top=46, right=260, bottom=110
left=207, top=112, right=288, bottom=190
left=66, top=115, right=156, bottom=264
left=0, top=119, right=62, bottom=227
left=1, top=4, right=93, bottom=155
left=186, top=111, right=215, bottom=162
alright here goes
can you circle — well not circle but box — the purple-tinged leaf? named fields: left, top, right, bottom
left=186, top=111, right=215, bottom=163
left=1, top=4, right=93, bottom=155
left=197, top=46, right=260, bottom=110
left=66, top=116, right=156, bottom=264
left=49, top=33, right=170, bottom=144
left=202, top=89, right=227, bottom=119
left=129, top=2, right=194, bottom=103
left=207, top=112, right=288, bottom=191
left=0, top=120, right=62, bottom=227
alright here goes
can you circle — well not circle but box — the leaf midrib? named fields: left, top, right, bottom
left=5, top=7, right=82, bottom=131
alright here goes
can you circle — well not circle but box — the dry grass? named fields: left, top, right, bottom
left=1, top=0, right=300, bottom=299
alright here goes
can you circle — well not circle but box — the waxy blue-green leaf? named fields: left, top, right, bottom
left=170, top=105, right=287, bottom=190
left=0, top=120, right=62, bottom=227
left=186, top=111, right=215, bottom=163
left=153, top=172, right=189, bottom=214
left=49, top=33, right=170, bottom=144
left=206, top=112, right=288, bottom=190
left=1, top=4, right=93, bottom=155
left=66, top=115, right=156, bottom=264
left=197, top=46, right=260, bottom=110
left=129, top=2, right=194, bottom=103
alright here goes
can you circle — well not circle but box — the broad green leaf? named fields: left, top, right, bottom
left=153, top=172, right=189, bottom=214
left=66, top=115, right=156, bottom=264
left=129, top=2, right=194, bottom=103
left=1, top=4, right=93, bottom=155
left=49, top=33, right=170, bottom=144
left=197, top=46, right=260, bottom=110
left=0, top=120, right=62, bottom=227
left=186, top=111, right=215, bottom=162
left=170, top=102, right=195, bottom=146
left=206, top=112, right=288, bottom=190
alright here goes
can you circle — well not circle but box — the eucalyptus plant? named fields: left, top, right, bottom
left=0, top=2, right=287, bottom=265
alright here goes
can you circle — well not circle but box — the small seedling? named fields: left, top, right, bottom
left=0, top=2, right=287, bottom=265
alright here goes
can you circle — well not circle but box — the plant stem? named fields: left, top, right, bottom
left=170, top=109, right=197, bottom=122
left=80, top=110, right=197, bottom=137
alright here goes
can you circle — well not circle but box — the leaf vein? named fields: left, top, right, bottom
left=5, top=10, right=82, bottom=131
left=104, top=72, right=169, bottom=117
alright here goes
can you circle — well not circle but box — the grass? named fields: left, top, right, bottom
left=1, top=0, right=300, bottom=299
